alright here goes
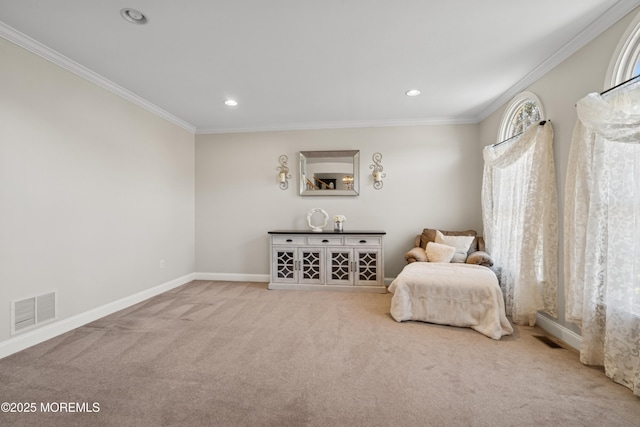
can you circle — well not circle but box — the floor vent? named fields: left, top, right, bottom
left=11, top=292, right=57, bottom=335
left=533, top=334, right=563, bottom=349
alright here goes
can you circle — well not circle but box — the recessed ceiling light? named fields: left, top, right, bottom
left=406, top=89, right=421, bottom=97
left=120, top=8, right=148, bottom=25
left=225, top=99, right=238, bottom=107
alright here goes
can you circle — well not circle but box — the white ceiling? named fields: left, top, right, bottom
left=0, top=0, right=637, bottom=133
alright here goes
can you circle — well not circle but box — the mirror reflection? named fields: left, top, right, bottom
left=299, top=150, right=359, bottom=196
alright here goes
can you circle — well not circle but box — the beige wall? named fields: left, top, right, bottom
left=195, top=124, right=483, bottom=280
left=0, top=38, right=195, bottom=345
left=479, top=7, right=639, bottom=334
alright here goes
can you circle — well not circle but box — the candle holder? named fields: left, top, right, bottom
left=370, top=152, right=386, bottom=189
left=277, top=155, right=291, bottom=190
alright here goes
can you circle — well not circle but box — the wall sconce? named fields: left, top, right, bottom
left=370, top=152, right=386, bottom=189
left=277, top=155, right=291, bottom=190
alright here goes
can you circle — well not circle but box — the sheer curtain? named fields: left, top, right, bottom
left=564, top=79, right=640, bottom=396
left=482, top=122, right=558, bottom=326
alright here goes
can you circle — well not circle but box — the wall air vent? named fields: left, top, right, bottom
left=11, top=292, right=57, bottom=335
left=533, top=334, right=564, bottom=349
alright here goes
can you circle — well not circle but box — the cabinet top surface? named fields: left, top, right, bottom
left=269, top=230, right=386, bottom=235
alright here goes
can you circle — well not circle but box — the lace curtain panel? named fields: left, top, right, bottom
left=482, top=122, right=558, bottom=326
left=564, top=79, right=640, bottom=396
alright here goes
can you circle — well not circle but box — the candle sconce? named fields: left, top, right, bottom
left=277, top=155, right=291, bottom=190
left=369, top=152, right=386, bottom=190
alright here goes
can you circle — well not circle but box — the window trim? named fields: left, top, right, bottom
left=497, top=91, right=545, bottom=144
left=605, top=9, right=640, bottom=87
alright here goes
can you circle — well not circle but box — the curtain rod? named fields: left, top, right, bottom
left=492, top=120, right=548, bottom=148
left=600, top=73, right=640, bottom=96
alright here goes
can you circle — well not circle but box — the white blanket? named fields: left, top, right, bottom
left=388, top=262, right=513, bottom=340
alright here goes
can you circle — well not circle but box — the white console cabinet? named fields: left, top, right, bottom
left=268, top=230, right=386, bottom=293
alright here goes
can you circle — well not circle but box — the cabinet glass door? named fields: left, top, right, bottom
left=273, top=248, right=296, bottom=283
left=326, top=249, right=353, bottom=285
left=354, top=249, right=381, bottom=286
left=299, top=248, right=324, bottom=285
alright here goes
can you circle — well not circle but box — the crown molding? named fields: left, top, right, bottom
left=0, top=22, right=197, bottom=134
left=476, top=0, right=640, bottom=123
left=195, top=116, right=478, bottom=135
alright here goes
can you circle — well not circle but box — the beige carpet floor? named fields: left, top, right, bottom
left=0, top=280, right=638, bottom=426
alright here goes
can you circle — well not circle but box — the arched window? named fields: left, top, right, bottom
left=497, top=91, right=544, bottom=143
left=606, top=10, right=640, bottom=86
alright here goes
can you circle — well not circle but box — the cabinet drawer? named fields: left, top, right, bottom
left=272, top=236, right=305, bottom=245
left=307, top=236, right=343, bottom=245
left=345, top=237, right=381, bottom=246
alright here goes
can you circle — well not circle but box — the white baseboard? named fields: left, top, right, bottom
left=193, top=272, right=270, bottom=282
left=0, top=273, right=195, bottom=360
left=535, top=313, right=582, bottom=351
left=195, top=273, right=394, bottom=288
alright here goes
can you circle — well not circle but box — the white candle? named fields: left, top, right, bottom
left=373, top=171, right=381, bottom=182
left=279, top=172, right=286, bottom=183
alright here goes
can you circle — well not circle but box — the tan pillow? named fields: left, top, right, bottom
left=466, top=251, right=493, bottom=267
left=435, top=230, right=475, bottom=263
left=405, top=247, right=427, bottom=263
left=425, top=242, right=456, bottom=263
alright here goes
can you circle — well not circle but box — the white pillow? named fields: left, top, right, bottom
left=435, top=230, right=475, bottom=263
left=425, top=241, right=456, bottom=263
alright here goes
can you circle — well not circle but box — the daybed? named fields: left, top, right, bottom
left=388, top=228, right=513, bottom=340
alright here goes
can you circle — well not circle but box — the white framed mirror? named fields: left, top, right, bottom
left=299, top=150, right=360, bottom=196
